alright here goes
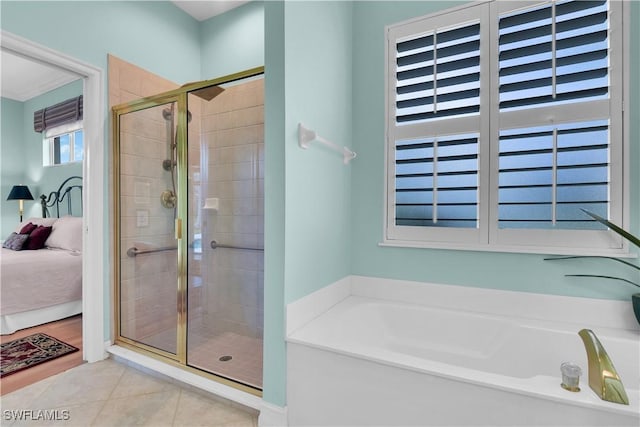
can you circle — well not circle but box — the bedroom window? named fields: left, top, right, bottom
left=43, top=122, right=84, bottom=166
left=385, top=0, right=627, bottom=255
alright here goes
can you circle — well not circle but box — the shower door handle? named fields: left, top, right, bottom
left=175, top=218, right=182, bottom=240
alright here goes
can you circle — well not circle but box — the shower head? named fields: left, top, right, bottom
left=184, top=84, right=225, bottom=102
left=160, top=83, right=223, bottom=123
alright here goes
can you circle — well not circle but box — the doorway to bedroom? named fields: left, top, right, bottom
left=0, top=47, right=86, bottom=394
left=112, top=66, right=264, bottom=396
left=2, top=31, right=105, bottom=386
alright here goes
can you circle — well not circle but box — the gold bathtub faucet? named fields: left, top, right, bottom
left=578, top=329, right=629, bottom=405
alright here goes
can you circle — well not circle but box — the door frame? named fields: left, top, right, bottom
left=112, top=94, right=185, bottom=363
left=1, top=31, right=105, bottom=362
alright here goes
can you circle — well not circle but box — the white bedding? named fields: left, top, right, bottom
left=1, top=247, right=82, bottom=333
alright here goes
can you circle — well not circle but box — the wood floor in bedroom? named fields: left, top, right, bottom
left=0, top=314, right=83, bottom=396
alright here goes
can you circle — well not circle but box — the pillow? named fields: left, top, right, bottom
left=19, top=222, right=38, bottom=235
left=45, top=216, right=82, bottom=252
left=25, top=225, right=53, bottom=250
left=15, top=217, right=57, bottom=233
left=2, top=232, right=29, bottom=251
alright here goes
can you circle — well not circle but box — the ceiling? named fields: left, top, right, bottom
left=171, top=1, right=249, bottom=22
left=1, top=1, right=248, bottom=102
left=1, top=50, right=80, bottom=102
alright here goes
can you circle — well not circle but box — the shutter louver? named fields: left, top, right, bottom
left=395, top=133, right=478, bottom=228
left=498, top=0, right=609, bottom=111
left=395, top=21, right=481, bottom=124
left=498, top=120, right=609, bottom=230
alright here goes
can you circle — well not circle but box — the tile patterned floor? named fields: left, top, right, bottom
left=1, top=358, right=258, bottom=426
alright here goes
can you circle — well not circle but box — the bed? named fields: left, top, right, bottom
left=1, top=176, right=83, bottom=335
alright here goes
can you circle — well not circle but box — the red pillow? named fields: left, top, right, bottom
left=19, top=222, right=37, bottom=235
left=25, top=226, right=52, bottom=250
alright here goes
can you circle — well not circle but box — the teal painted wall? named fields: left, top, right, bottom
left=200, top=1, right=264, bottom=79
left=283, top=0, right=353, bottom=304
left=262, top=0, right=354, bottom=406
left=0, top=1, right=201, bottom=85
left=350, top=1, right=640, bottom=301
left=1, top=98, right=26, bottom=237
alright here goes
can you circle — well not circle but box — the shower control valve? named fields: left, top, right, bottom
left=161, top=189, right=176, bottom=209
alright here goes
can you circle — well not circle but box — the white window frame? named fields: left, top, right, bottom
left=43, top=120, right=84, bottom=166
left=384, top=0, right=629, bottom=256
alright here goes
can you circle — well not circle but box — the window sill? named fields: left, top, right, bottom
left=379, top=239, right=637, bottom=258
left=43, top=161, right=83, bottom=168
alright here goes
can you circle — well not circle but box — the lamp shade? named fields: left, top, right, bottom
left=7, top=185, right=34, bottom=201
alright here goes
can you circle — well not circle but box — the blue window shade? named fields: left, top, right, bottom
left=498, top=0, right=609, bottom=111
left=395, top=21, right=481, bottom=124
left=498, top=120, right=609, bottom=230
left=395, top=133, right=478, bottom=227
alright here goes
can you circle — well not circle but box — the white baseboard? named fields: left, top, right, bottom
left=258, top=402, right=288, bottom=427
left=102, top=340, right=112, bottom=359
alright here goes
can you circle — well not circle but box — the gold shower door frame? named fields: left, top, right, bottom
left=112, top=67, right=264, bottom=397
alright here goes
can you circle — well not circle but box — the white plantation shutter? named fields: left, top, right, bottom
left=386, top=0, right=626, bottom=254
left=395, top=133, right=479, bottom=228
left=395, top=22, right=481, bottom=124
left=496, top=0, right=615, bottom=235
left=387, top=3, right=488, bottom=244
left=498, top=1, right=609, bottom=110
left=498, top=120, right=609, bottom=229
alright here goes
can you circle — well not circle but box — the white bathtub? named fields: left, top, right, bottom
left=286, top=276, right=640, bottom=426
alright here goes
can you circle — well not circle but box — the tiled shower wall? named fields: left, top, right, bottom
left=109, top=55, right=180, bottom=348
left=190, top=78, right=265, bottom=342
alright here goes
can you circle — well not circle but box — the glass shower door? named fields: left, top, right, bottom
left=186, top=77, right=264, bottom=389
left=117, top=101, right=181, bottom=357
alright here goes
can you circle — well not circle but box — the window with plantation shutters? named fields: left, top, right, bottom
left=385, top=0, right=627, bottom=255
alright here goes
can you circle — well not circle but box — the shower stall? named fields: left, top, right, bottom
left=112, top=68, right=264, bottom=394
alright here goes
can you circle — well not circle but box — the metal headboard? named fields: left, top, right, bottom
left=40, top=176, right=83, bottom=218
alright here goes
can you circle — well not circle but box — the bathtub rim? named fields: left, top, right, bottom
left=286, top=276, right=640, bottom=419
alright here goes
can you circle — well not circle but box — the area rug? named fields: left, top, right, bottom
left=1, top=333, right=79, bottom=377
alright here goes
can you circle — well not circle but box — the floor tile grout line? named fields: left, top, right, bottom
left=87, top=361, right=129, bottom=426
left=170, top=389, right=183, bottom=426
